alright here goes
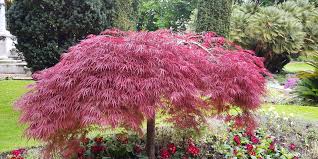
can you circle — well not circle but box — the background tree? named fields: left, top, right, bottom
left=137, top=0, right=197, bottom=31
left=113, top=0, right=139, bottom=31
left=15, top=29, right=268, bottom=159
left=196, top=0, right=233, bottom=37
left=7, top=0, right=114, bottom=72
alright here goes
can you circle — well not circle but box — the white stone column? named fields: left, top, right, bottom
left=0, top=0, right=13, bottom=60
left=0, top=0, right=6, bottom=32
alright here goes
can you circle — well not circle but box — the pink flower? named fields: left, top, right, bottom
left=250, top=135, right=259, bottom=144
left=11, top=149, right=26, bottom=157
left=289, top=143, right=296, bottom=151
left=246, top=144, right=253, bottom=152
left=233, top=135, right=241, bottom=145
left=160, top=149, right=170, bottom=159
left=293, top=156, right=299, bottom=159
left=167, top=143, right=177, bottom=154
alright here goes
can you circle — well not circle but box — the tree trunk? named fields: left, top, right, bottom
left=146, top=116, right=156, bottom=159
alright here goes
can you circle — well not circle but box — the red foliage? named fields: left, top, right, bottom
left=15, top=29, right=268, bottom=156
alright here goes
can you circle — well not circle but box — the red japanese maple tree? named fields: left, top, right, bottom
left=15, top=29, right=268, bottom=158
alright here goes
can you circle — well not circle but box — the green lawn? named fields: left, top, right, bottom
left=0, top=80, right=317, bottom=153
left=0, top=80, right=40, bottom=153
left=262, top=104, right=318, bottom=121
left=284, top=62, right=315, bottom=73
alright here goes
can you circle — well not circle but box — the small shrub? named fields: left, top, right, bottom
left=296, top=53, right=318, bottom=104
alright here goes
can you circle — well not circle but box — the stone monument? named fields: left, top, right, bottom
left=0, top=0, right=28, bottom=75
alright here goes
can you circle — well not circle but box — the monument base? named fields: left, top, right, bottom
left=0, top=58, right=29, bottom=74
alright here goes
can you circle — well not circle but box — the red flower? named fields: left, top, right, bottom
left=186, top=144, right=200, bottom=156
left=293, top=156, right=299, bottom=159
left=233, top=149, right=238, bottom=155
left=233, top=135, right=241, bottom=145
left=167, top=143, right=177, bottom=154
left=77, top=147, right=86, bottom=157
left=160, top=149, right=170, bottom=159
left=249, top=151, right=256, bottom=156
left=94, top=137, right=103, bottom=144
left=11, top=149, right=26, bottom=157
left=91, top=145, right=105, bottom=153
left=250, top=135, right=259, bottom=144
left=246, top=144, right=253, bottom=152
left=81, top=138, right=90, bottom=145
left=289, top=143, right=296, bottom=151
left=269, top=142, right=275, bottom=151
left=133, top=145, right=142, bottom=154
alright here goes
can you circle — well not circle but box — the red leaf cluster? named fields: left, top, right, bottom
left=15, top=29, right=268, bottom=156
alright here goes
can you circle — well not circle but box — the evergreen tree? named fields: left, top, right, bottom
left=7, top=0, right=114, bottom=71
left=196, top=0, right=233, bottom=37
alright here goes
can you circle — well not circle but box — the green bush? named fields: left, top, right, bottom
left=279, top=0, right=318, bottom=55
left=296, top=53, right=318, bottom=104
left=7, top=0, right=113, bottom=71
left=230, top=3, right=309, bottom=73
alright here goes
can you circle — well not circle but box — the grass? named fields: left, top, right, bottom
left=262, top=104, right=318, bottom=121
left=0, top=80, right=40, bottom=153
left=284, top=62, right=315, bottom=73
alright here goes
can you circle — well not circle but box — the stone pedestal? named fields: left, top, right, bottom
left=0, top=0, right=29, bottom=76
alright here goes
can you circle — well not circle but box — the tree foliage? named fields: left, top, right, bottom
left=15, top=29, right=268, bottom=157
left=7, top=0, right=114, bottom=71
left=137, top=0, right=197, bottom=31
left=113, top=0, right=139, bottom=31
left=196, top=0, right=233, bottom=37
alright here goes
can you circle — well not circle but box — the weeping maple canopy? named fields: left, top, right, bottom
left=15, top=29, right=268, bottom=155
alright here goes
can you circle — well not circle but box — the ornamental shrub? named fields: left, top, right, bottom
left=279, top=0, right=318, bottom=55
left=296, top=52, right=318, bottom=104
left=15, top=29, right=268, bottom=158
left=230, top=4, right=306, bottom=73
left=7, top=0, right=114, bottom=71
